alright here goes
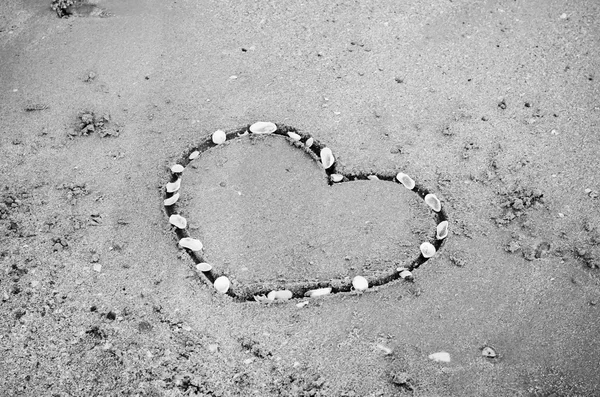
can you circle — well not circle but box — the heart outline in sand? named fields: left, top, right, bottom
left=164, top=122, right=448, bottom=302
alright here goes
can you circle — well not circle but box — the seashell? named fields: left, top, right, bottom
left=254, top=295, right=273, bottom=303
left=482, top=346, right=497, bottom=358
left=428, top=352, right=451, bottom=363
left=367, top=175, right=379, bottom=181
left=320, top=147, right=335, bottom=169
left=420, top=242, right=436, bottom=258
left=189, top=151, right=200, bottom=160
left=169, top=214, right=187, bottom=229
left=436, top=221, right=449, bottom=240
left=164, top=192, right=180, bottom=206
left=171, top=164, right=185, bottom=173
left=352, top=276, right=369, bottom=291
left=305, top=287, right=332, bottom=298
left=249, top=121, right=277, bottom=134
left=330, top=174, right=344, bottom=183
left=166, top=178, right=181, bottom=193
left=376, top=344, right=393, bottom=355
left=213, top=276, right=230, bottom=294
left=399, top=269, right=414, bottom=280
left=196, top=262, right=213, bottom=272
left=267, top=290, right=293, bottom=301
left=396, top=172, right=415, bottom=190
left=287, top=131, right=301, bottom=141
left=425, top=194, right=441, bottom=212
left=305, top=137, right=314, bottom=148
left=212, top=129, right=226, bottom=144
left=179, top=237, right=203, bottom=251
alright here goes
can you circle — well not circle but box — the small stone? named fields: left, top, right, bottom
left=189, top=151, right=200, bottom=160
left=305, top=137, right=314, bottom=148
left=93, top=263, right=102, bottom=272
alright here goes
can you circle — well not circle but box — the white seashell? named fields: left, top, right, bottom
left=166, top=179, right=181, bottom=193
left=189, top=151, right=200, bottom=160
left=396, top=173, right=415, bottom=190
left=267, top=290, right=293, bottom=301
left=305, top=287, right=332, bottom=297
left=420, top=242, right=436, bottom=258
left=330, top=174, right=344, bottom=183
left=305, top=137, right=314, bottom=148
left=425, top=194, right=441, bottom=212
left=169, top=214, right=187, bottom=229
left=164, top=192, right=180, bottom=206
left=196, top=262, right=213, bottom=272
left=249, top=121, right=277, bottom=134
left=352, top=276, right=369, bottom=291
left=212, top=129, right=226, bottom=144
left=254, top=295, right=273, bottom=303
left=367, top=175, right=379, bottom=181
left=428, top=352, right=451, bottom=363
left=320, top=147, right=335, bottom=169
left=482, top=346, right=497, bottom=358
left=288, top=131, right=301, bottom=141
left=171, top=164, right=184, bottom=173
left=436, top=221, right=449, bottom=240
left=399, top=269, right=414, bottom=280
left=179, top=237, right=203, bottom=251
left=376, top=344, right=393, bottom=355
left=213, top=276, right=230, bottom=294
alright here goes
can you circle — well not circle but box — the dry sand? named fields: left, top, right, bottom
left=1, top=0, right=599, bottom=396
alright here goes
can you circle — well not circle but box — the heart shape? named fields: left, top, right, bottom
left=164, top=122, right=448, bottom=302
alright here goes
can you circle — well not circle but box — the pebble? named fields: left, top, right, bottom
left=367, top=175, right=379, bottom=181
left=296, top=301, right=309, bottom=308
left=320, top=147, right=335, bottom=169
left=178, top=237, right=203, bottom=251
left=92, top=263, right=102, bottom=272
left=305, top=137, right=314, bottom=148
left=214, top=276, right=230, bottom=294
left=420, top=242, right=436, bottom=258
left=352, top=276, right=369, bottom=291
left=396, top=172, right=415, bottom=190
left=249, top=121, right=277, bottom=134
left=424, top=194, right=442, bottom=212
left=189, top=151, right=200, bottom=160
left=212, top=130, right=226, bottom=144
left=169, top=214, right=187, bottom=229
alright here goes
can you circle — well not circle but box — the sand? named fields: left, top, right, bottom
left=0, top=0, right=599, bottom=395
